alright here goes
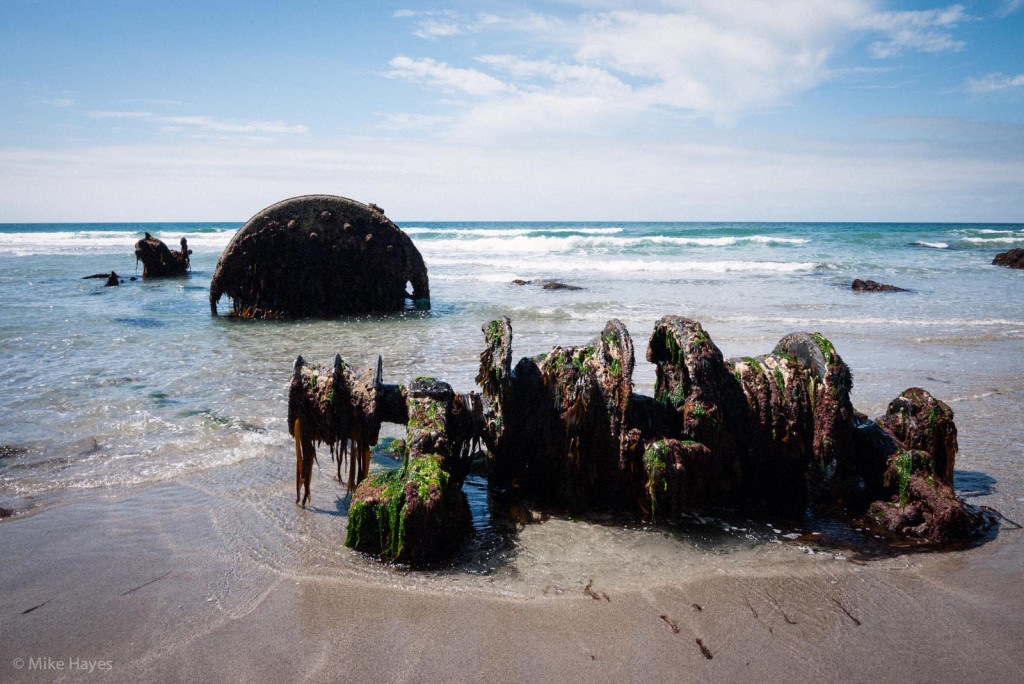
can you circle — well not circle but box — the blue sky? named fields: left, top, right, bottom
left=1, top=0, right=1022, bottom=222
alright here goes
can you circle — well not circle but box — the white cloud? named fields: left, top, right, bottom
left=87, top=110, right=308, bottom=135
left=89, top=110, right=157, bottom=119
left=386, top=1, right=872, bottom=130
left=392, top=9, right=464, bottom=38
left=158, top=116, right=307, bottom=135
left=374, top=113, right=453, bottom=131
left=571, top=3, right=861, bottom=118
left=967, top=72, right=1024, bottom=93
left=394, top=8, right=560, bottom=39
left=857, top=4, right=969, bottom=58
left=477, top=55, right=630, bottom=96
left=387, top=56, right=513, bottom=96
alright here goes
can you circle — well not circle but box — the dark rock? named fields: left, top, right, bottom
left=868, top=454, right=975, bottom=543
left=992, top=248, right=1024, bottom=269
left=876, top=388, right=957, bottom=485
left=134, top=234, right=191, bottom=278
left=0, top=507, right=12, bottom=518
left=82, top=272, right=121, bottom=286
left=851, top=278, right=907, bottom=292
left=0, top=445, right=26, bottom=459
left=211, top=195, right=429, bottom=318
left=509, top=279, right=584, bottom=291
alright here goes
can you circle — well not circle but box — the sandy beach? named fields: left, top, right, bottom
left=3, top=440, right=1023, bottom=684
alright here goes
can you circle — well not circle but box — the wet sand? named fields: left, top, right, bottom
left=2, top=474, right=1022, bottom=684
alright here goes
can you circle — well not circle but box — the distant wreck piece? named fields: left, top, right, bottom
left=287, top=317, right=986, bottom=566
left=209, top=195, right=430, bottom=318
left=82, top=271, right=121, bottom=286
left=510, top=279, right=585, bottom=291
left=135, top=233, right=191, bottom=278
left=992, top=248, right=1024, bottom=269
left=851, top=278, right=907, bottom=293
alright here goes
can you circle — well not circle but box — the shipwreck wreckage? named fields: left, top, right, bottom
left=210, top=195, right=430, bottom=318
left=120, top=192, right=978, bottom=566
left=289, top=316, right=985, bottom=566
left=78, top=193, right=992, bottom=566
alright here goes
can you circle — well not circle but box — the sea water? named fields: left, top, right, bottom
left=1, top=221, right=1022, bottom=594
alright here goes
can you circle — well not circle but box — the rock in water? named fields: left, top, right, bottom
left=209, top=195, right=430, bottom=318
left=851, top=278, right=907, bottom=292
left=134, top=234, right=191, bottom=278
left=992, top=248, right=1024, bottom=269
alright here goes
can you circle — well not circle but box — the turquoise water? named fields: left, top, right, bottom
left=1, top=220, right=1022, bottom=590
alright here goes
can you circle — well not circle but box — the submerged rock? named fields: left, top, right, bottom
left=851, top=278, right=907, bottom=292
left=510, top=279, right=584, bottom=291
left=210, top=195, right=430, bottom=318
left=992, top=248, right=1024, bottom=269
left=135, top=233, right=191, bottom=278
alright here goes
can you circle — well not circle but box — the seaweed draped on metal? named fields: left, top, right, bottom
left=210, top=195, right=430, bottom=318
left=288, top=316, right=988, bottom=567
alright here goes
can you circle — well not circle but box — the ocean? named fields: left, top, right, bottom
left=1, top=220, right=1023, bottom=593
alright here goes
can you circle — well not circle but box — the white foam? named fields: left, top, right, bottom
left=712, top=314, right=1023, bottom=327
left=0, top=229, right=235, bottom=256
left=913, top=241, right=949, bottom=249
left=418, top=234, right=807, bottom=256
left=961, top=237, right=1024, bottom=245
left=428, top=255, right=816, bottom=274
left=404, top=226, right=624, bottom=237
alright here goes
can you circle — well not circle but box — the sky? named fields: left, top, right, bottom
left=1, top=0, right=1022, bottom=222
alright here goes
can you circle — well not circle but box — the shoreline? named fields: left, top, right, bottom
left=2, top=472, right=1022, bottom=683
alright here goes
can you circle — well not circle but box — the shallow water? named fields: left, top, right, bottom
left=1, top=220, right=1022, bottom=596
